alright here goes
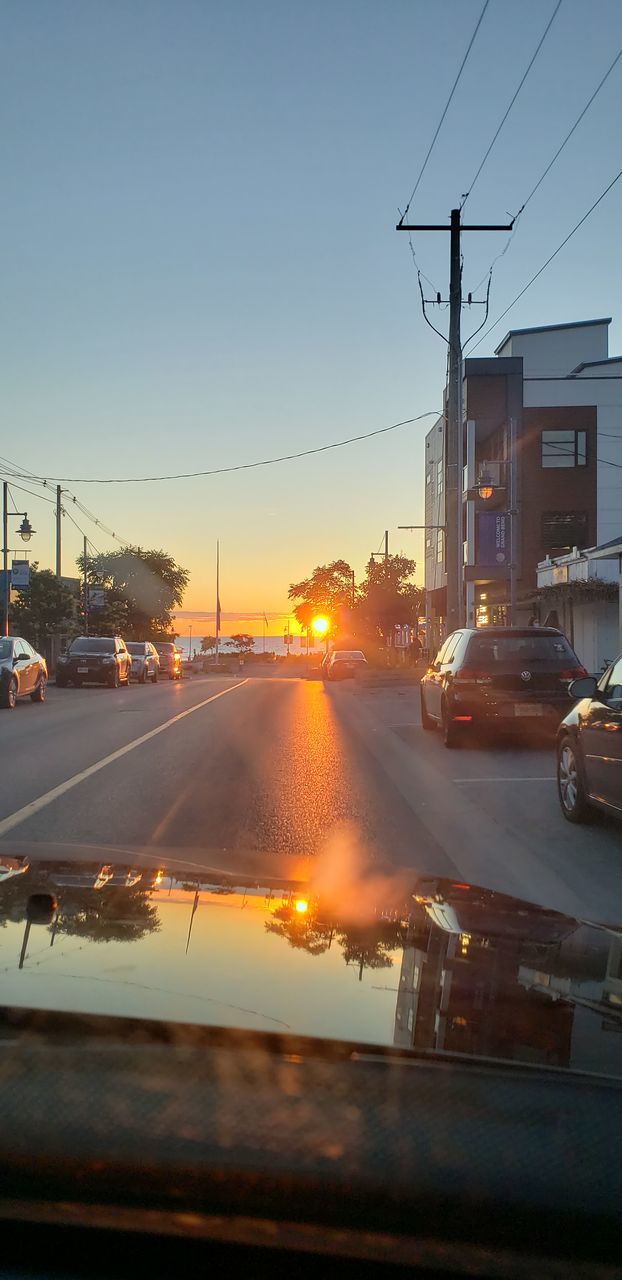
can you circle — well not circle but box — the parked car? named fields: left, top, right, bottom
left=56, top=636, right=131, bottom=688
left=0, top=636, right=47, bottom=709
left=127, top=641, right=159, bottom=684
left=154, top=641, right=182, bottom=680
left=420, top=627, right=587, bottom=747
left=557, top=656, right=622, bottom=823
left=326, top=649, right=368, bottom=681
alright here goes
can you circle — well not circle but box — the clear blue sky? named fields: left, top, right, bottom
left=2, top=0, right=621, bottom=625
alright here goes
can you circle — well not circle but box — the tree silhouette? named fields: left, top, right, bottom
left=52, top=886, right=161, bottom=944
left=265, top=905, right=337, bottom=956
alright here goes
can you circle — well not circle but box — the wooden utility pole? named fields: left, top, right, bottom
left=396, top=210, right=513, bottom=631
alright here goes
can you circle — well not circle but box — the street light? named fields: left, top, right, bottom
left=2, top=481, right=37, bottom=637
left=477, top=467, right=494, bottom=501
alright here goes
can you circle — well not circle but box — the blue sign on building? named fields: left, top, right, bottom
left=478, top=512, right=509, bottom=567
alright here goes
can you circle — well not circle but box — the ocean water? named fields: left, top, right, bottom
left=175, top=634, right=321, bottom=661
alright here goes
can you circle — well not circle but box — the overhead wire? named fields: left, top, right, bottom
left=467, top=164, right=622, bottom=354
left=461, top=0, right=563, bottom=212
left=1, top=412, right=442, bottom=485
left=398, top=0, right=490, bottom=223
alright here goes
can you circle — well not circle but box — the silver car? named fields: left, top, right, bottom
left=126, top=641, right=159, bottom=684
left=0, top=635, right=48, bottom=709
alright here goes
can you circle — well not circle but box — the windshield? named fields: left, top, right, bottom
left=2, top=4, right=622, bottom=1232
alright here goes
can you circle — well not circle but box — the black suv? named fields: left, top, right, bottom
left=420, top=627, right=587, bottom=747
left=56, top=636, right=132, bottom=688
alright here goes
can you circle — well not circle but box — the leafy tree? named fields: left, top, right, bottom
left=10, top=565, right=77, bottom=648
left=226, top=633, right=255, bottom=655
left=52, top=886, right=161, bottom=944
left=201, top=635, right=216, bottom=653
left=338, top=921, right=403, bottom=981
left=355, top=555, right=423, bottom=642
left=265, top=905, right=337, bottom=956
left=77, top=547, right=189, bottom=639
left=288, top=560, right=354, bottom=631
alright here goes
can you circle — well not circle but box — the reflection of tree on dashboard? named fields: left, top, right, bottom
left=265, top=906, right=405, bottom=976
left=265, top=905, right=337, bottom=956
left=52, top=887, right=161, bottom=944
left=338, top=922, right=401, bottom=981
left=0, top=873, right=36, bottom=928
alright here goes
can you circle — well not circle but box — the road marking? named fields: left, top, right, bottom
left=452, top=776, right=556, bottom=784
left=0, top=680, right=249, bottom=839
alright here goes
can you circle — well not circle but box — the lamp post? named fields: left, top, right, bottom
left=2, top=481, right=35, bottom=637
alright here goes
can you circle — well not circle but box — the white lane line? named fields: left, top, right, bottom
left=453, top=776, right=556, bottom=783
left=0, top=679, right=249, bottom=839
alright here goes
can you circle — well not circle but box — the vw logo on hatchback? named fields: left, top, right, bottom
left=520, top=670, right=532, bottom=682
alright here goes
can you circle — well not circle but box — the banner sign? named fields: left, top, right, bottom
left=11, top=560, right=30, bottom=589
left=88, top=586, right=106, bottom=609
left=478, top=512, right=509, bottom=567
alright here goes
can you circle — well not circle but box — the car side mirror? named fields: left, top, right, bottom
left=14, top=653, right=28, bottom=663
left=569, top=675, right=598, bottom=699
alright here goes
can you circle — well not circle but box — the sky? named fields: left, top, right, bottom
left=2, top=0, right=621, bottom=634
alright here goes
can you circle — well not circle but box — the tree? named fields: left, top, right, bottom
left=52, top=886, right=161, bottom=944
left=355, top=555, right=423, bottom=642
left=77, top=547, right=189, bottom=639
left=337, top=921, right=403, bottom=981
left=288, top=560, right=354, bottom=631
left=265, top=905, right=337, bottom=957
left=201, top=635, right=216, bottom=653
left=10, top=565, right=77, bottom=648
left=226, top=633, right=255, bottom=655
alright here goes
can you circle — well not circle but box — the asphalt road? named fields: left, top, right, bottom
left=1, top=672, right=621, bottom=921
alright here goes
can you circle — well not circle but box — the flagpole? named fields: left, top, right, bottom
left=215, top=540, right=220, bottom=664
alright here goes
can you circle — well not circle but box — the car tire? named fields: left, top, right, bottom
left=109, top=668, right=120, bottom=689
left=139, top=666, right=147, bottom=684
left=557, top=736, right=592, bottom=824
left=124, top=666, right=131, bottom=686
left=441, top=699, right=461, bottom=749
left=420, top=687, right=435, bottom=730
left=1, top=677, right=18, bottom=710
left=31, top=677, right=46, bottom=703
left=152, top=668, right=158, bottom=683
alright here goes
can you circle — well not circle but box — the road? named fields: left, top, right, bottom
left=1, top=671, right=622, bottom=921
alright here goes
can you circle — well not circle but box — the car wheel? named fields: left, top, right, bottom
left=109, top=668, right=120, bottom=689
left=420, top=687, right=435, bottom=730
left=31, top=677, right=46, bottom=703
left=139, top=666, right=147, bottom=684
left=124, top=665, right=131, bottom=685
left=1, top=677, right=18, bottom=710
left=152, top=668, right=158, bottom=683
left=441, top=699, right=461, bottom=748
left=557, top=737, right=591, bottom=823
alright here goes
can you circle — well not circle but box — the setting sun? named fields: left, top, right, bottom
left=311, top=616, right=329, bottom=636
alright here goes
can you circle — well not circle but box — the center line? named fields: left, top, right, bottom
left=0, top=680, right=248, bottom=839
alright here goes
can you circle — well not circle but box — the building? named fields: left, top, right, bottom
left=424, top=317, right=622, bottom=638
left=536, top=535, right=622, bottom=673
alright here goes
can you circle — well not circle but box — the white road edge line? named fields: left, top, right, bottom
left=0, top=679, right=249, bottom=839
left=452, top=776, right=556, bottom=783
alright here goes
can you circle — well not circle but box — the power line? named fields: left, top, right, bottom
left=467, top=41, right=622, bottom=297
left=398, top=0, right=490, bottom=223
left=461, top=0, right=563, bottom=212
left=5, top=412, right=441, bottom=486
left=468, top=164, right=622, bottom=353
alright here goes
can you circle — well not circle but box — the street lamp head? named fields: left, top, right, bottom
left=477, top=469, right=494, bottom=500
left=18, top=516, right=34, bottom=542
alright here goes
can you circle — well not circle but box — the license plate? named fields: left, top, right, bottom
left=77, top=667, right=89, bottom=674
left=514, top=703, right=544, bottom=717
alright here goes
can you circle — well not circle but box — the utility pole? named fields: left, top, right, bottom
left=83, top=536, right=89, bottom=636
left=397, top=210, right=513, bottom=633
left=2, top=482, right=8, bottom=639
left=384, top=530, right=389, bottom=562
left=55, top=485, right=62, bottom=578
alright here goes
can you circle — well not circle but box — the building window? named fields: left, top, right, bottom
left=541, top=430, right=587, bottom=468
left=425, top=536, right=432, bottom=552
left=436, top=528, right=444, bottom=563
left=541, top=511, right=588, bottom=553
left=437, top=460, right=443, bottom=495
left=426, top=466, right=434, bottom=486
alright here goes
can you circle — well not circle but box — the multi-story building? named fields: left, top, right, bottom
left=424, top=317, right=622, bottom=639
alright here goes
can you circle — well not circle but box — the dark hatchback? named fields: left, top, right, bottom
left=557, top=654, right=622, bottom=823
left=56, top=636, right=132, bottom=688
left=421, top=627, right=587, bottom=747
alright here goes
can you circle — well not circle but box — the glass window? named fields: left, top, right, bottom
left=70, top=637, right=115, bottom=654
left=541, top=430, right=587, bottom=468
left=541, top=512, right=588, bottom=553
left=605, top=657, right=622, bottom=703
left=437, top=459, right=443, bottom=495
left=0, top=639, right=12, bottom=660
left=126, top=643, right=145, bottom=655
left=466, top=634, right=576, bottom=666
left=441, top=634, right=461, bottom=665
left=436, top=528, right=444, bottom=563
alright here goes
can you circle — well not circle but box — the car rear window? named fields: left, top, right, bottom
left=156, top=643, right=175, bottom=654
left=69, top=637, right=116, bottom=654
left=466, top=634, right=576, bottom=666
left=333, top=651, right=365, bottom=660
left=126, top=643, right=144, bottom=655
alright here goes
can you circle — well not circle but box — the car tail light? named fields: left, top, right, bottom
left=454, top=667, right=492, bottom=685
left=559, top=666, right=588, bottom=682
